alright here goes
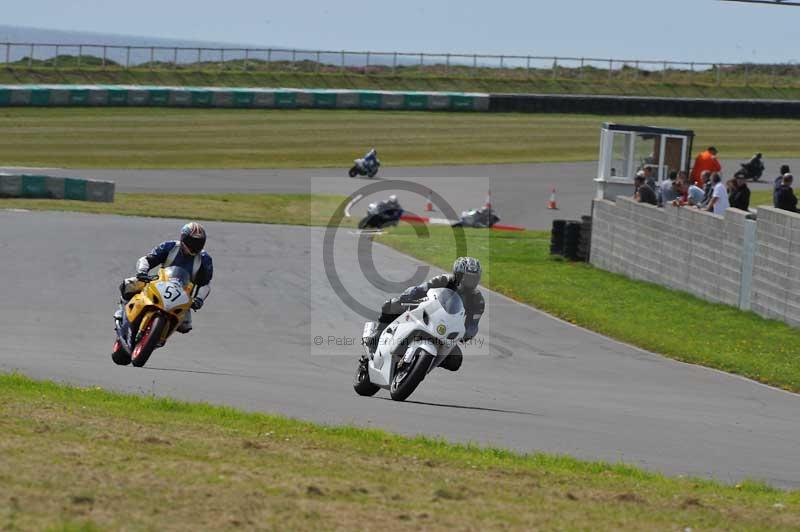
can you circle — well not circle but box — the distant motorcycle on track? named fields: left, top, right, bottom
left=349, top=148, right=381, bottom=178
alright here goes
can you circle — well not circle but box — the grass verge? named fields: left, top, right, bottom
left=6, top=66, right=800, bottom=100
left=378, top=226, right=800, bottom=392
left=1, top=372, right=797, bottom=531
left=4, top=108, right=800, bottom=168
left=0, top=193, right=348, bottom=226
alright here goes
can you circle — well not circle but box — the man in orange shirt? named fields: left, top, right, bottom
left=690, top=146, right=721, bottom=187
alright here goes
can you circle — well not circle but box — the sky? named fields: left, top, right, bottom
left=4, top=0, right=799, bottom=64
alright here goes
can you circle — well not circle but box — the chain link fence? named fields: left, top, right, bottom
left=3, top=42, right=800, bottom=87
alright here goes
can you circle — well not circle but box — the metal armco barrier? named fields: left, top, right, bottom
left=0, top=85, right=490, bottom=112
left=0, top=173, right=115, bottom=202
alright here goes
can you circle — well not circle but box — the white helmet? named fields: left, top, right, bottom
left=388, top=194, right=398, bottom=204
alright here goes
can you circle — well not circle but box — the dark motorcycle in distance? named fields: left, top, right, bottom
left=358, top=203, right=403, bottom=230
left=740, top=153, right=765, bottom=182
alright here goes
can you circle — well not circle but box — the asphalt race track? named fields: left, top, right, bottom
left=3, top=157, right=788, bottom=230
left=2, top=210, right=798, bottom=488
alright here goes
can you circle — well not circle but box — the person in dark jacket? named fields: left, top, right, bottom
left=775, top=174, right=798, bottom=213
left=634, top=175, right=657, bottom=206
left=774, top=168, right=792, bottom=207
left=729, top=172, right=751, bottom=211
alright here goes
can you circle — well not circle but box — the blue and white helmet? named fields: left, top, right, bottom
left=180, top=222, right=206, bottom=256
left=453, top=256, right=481, bottom=290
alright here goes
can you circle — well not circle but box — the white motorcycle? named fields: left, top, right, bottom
left=348, top=157, right=381, bottom=178
left=354, top=288, right=466, bottom=401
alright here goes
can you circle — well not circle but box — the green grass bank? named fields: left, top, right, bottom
left=1, top=373, right=797, bottom=531
left=3, top=108, right=800, bottom=168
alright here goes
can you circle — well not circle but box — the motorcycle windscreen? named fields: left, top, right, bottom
left=163, top=266, right=191, bottom=287
left=437, top=290, right=464, bottom=315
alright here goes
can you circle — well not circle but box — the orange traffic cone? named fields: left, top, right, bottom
left=484, top=190, right=492, bottom=210
left=425, top=190, right=434, bottom=212
left=547, top=187, right=558, bottom=210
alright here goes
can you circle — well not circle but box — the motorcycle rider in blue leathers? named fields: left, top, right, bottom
left=115, top=222, right=213, bottom=334
left=363, top=257, right=485, bottom=372
left=362, top=148, right=379, bottom=172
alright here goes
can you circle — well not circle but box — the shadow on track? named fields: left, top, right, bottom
left=376, top=396, right=542, bottom=417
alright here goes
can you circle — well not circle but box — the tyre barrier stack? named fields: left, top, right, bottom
left=0, top=85, right=490, bottom=112
left=0, top=173, right=114, bottom=202
left=489, top=93, right=800, bottom=118
left=550, top=217, right=592, bottom=262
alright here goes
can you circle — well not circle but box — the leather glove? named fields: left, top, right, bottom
left=136, top=272, right=151, bottom=282
left=191, top=298, right=204, bottom=311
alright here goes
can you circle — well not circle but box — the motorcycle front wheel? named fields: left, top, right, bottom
left=131, top=314, right=167, bottom=368
left=390, top=349, right=434, bottom=402
left=348, top=166, right=359, bottom=178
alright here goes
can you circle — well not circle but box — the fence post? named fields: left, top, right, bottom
left=54, top=45, right=59, bottom=68
left=445, top=53, right=450, bottom=74
left=716, top=64, right=721, bottom=85
left=365, top=51, right=370, bottom=74
left=608, top=59, right=613, bottom=81
left=173, top=47, right=178, bottom=69
left=5, top=43, right=9, bottom=65
left=340, top=50, right=345, bottom=72
left=552, top=58, right=557, bottom=80
left=28, top=44, right=33, bottom=68
left=526, top=55, right=531, bottom=74
left=126, top=46, right=131, bottom=69
left=500, top=55, right=504, bottom=68
left=744, top=63, right=749, bottom=86
left=393, top=52, right=397, bottom=74
left=245, top=49, right=250, bottom=71
left=102, top=46, right=107, bottom=68
left=419, top=52, right=423, bottom=66
left=150, top=47, right=154, bottom=69
left=197, top=48, right=201, bottom=65
left=220, top=48, right=225, bottom=71
left=315, top=50, right=320, bottom=72
left=580, top=58, right=585, bottom=80
left=291, top=49, right=296, bottom=70
left=268, top=49, right=273, bottom=70
left=772, top=65, right=777, bottom=87
left=77, top=45, right=82, bottom=68
left=662, top=61, right=667, bottom=81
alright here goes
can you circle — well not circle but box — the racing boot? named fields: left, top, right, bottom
left=176, top=311, right=193, bottom=334
left=440, top=346, right=463, bottom=372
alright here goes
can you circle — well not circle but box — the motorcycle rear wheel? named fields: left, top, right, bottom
left=390, top=349, right=433, bottom=402
left=131, top=315, right=166, bottom=368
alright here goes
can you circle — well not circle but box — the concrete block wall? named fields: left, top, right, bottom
left=751, top=207, right=800, bottom=327
left=591, top=197, right=800, bottom=327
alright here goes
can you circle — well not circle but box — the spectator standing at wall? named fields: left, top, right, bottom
left=634, top=175, right=658, bottom=205
left=700, top=171, right=714, bottom=208
left=774, top=165, right=791, bottom=207
left=672, top=179, right=705, bottom=207
left=706, top=172, right=730, bottom=215
left=729, top=172, right=751, bottom=211
left=775, top=174, right=798, bottom=213
left=659, top=175, right=681, bottom=205
left=691, top=146, right=721, bottom=187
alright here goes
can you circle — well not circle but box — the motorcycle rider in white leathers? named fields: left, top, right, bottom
left=364, top=257, right=485, bottom=372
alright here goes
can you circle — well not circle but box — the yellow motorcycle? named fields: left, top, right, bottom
left=111, top=266, right=194, bottom=367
